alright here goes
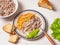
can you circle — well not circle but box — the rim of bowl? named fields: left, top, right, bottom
left=13, top=9, right=46, bottom=40
left=0, top=0, right=18, bottom=18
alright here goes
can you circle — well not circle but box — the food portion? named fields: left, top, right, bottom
left=0, top=0, right=15, bottom=16
left=38, top=0, right=53, bottom=10
left=16, top=13, right=35, bottom=30
left=26, top=29, right=40, bottom=39
left=50, top=18, right=60, bottom=41
left=8, top=34, right=19, bottom=44
left=2, top=23, right=20, bottom=44
left=3, top=23, right=15, bottom=34
left=16, top=12, right=42, bottom=38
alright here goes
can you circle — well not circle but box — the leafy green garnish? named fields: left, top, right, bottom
left=50, top=18, right=60, bottom=41
left=26, top=29, right=40, bottom=39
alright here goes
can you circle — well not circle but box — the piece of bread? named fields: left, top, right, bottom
left=38, top=0, right=53, bottom=10
left=3, top=23, right=15, bottom=34
left=8, top=34, right=19, bottom=44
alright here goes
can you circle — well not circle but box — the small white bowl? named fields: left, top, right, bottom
left=0, top=0, right=18, bottom=18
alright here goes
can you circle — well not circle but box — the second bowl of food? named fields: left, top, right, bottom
left=0, top=0, right=18, bottom=18
left=13, top=10, right=46, bottom=40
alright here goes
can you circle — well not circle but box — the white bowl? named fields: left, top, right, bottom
left=13, top=10, right=46, bottom=40
left=0, top=0, right=18, bottom=18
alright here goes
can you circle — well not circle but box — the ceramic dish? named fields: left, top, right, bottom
left=13, top=10, right=46, bottom=40
left=0, top=0, right=18, bottom=18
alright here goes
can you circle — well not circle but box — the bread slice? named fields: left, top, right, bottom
left=3, top=23, right=15, bottom=34
left=8, top=34, right=19, bottom=44
left=38, top=0, right=53, bottom=10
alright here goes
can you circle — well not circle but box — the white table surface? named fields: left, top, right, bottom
left=0, top=0, right=60, bottom=45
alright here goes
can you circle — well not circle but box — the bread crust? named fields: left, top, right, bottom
left=3, top=23, right=15, bottom=34
left=38, top=0, right=53, bottom=10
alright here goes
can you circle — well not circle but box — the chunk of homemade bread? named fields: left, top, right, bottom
left=38, top=0, right=53, bottom=10
left=3, top=23, right=15, bottom=34
left=8, top=34, right=19, bottom=43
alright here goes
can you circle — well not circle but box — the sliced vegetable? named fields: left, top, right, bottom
left=50, top=18, right=60, bottom=41
left=26, top=29, right=40, bottom=39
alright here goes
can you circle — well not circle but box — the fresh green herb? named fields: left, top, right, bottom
left=50, top=18, right=60, bottom=41
left=26, top=29, right=40, bottom=39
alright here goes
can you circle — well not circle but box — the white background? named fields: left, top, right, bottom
left=0, top=0, right=60, bottom=45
